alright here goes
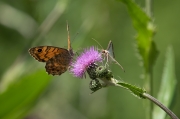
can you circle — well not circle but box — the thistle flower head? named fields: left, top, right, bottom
left=70, top=47, right=102, bottom=78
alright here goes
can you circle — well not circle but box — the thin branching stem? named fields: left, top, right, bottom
left=143, top=93, right=179, bottom=119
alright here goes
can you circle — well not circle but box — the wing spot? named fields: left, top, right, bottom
left=38, top=49, right=42, bottom=52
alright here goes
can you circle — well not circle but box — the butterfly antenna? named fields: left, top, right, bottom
left=92, top=38, right=104, bottom=50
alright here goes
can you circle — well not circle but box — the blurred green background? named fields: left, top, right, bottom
left=0, top=0, right=179, bottom=119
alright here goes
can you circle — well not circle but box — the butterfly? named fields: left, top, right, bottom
left=102, top=40, right=125, bottom=72
left=29, top=23, right=73, bottom=75
left=93, top=39, right=125, bottom=72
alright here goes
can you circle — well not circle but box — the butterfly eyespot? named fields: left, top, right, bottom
left=37, top=49, right=42, bottom=52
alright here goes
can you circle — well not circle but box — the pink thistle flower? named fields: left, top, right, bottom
left=70, top=47, right=102, bottom=78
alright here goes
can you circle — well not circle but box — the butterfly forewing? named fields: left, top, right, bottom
left=29, top=46, right=68, bottom=62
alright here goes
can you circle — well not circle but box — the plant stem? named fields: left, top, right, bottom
left=144, top=71, right=153, bottom=119
left=98, top=68, right=178, bottom=119
left=145, top=0, right=153, bottom=17
left=145, top=0, right=153, bottom=118
left=143, top=93, right=179, bottom=119
left=33, top=1, right=67, bottom=46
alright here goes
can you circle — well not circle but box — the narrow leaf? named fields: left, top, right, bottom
left=0, top=70, right=51, bottom=119
left=152, top=46, right=177, bottom=119
left=117, top=81, right=146, bottom=99
left=117, top=0, right=158, bottom=72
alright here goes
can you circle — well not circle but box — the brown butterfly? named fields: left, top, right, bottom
left=29, top=23, right=73, bottom=75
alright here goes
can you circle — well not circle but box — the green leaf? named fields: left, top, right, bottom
left=117, top=0, right=158, bottom=72
left=0, top=1, right=38, bottom=39
left=152, top=46, right=177, bottom=119
left=117, top=81, right=146, bottom=99
left=0, top=70, right=51, bottom=119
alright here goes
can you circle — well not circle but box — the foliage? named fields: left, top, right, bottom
left=117, top=0, right=177, bottom=119
left=0, top=71, right=51, bottom=119
left=0, top=0, right=179, bottom=119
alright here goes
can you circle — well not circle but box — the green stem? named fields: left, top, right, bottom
left=145, top=0, right=153, bottom=17
left=145, top=1, right=154, bottom=118
left=113, top=79, right=179, bottom=119
left=143, top=93, right=179, bottom=119
left=96, top=66, right=178, bottom=119
left=144, top=71, right=153, bottom=119
left=32, top=1, right=67, bottom=46
left=145, top=0, right=153, bottom=117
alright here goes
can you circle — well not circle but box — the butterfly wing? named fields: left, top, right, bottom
left=67, top=22, right=74, bottom=56
left=29, top=46, right=67, bottom=62
left=106, top=41, right=125, bottom=72
left=104, top=40, right=115, bottom=63
left=106, top=40, right=115, bottom=58
left=45, top=22, right=73, bottom=75
left=45, top=49, right=72, bottom=75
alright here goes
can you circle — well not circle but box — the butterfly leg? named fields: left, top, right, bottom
left=105, top=54, right=110, bottom=68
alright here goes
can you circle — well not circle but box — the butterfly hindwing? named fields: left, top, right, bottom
left=45, top=50, right=72, bottom=75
